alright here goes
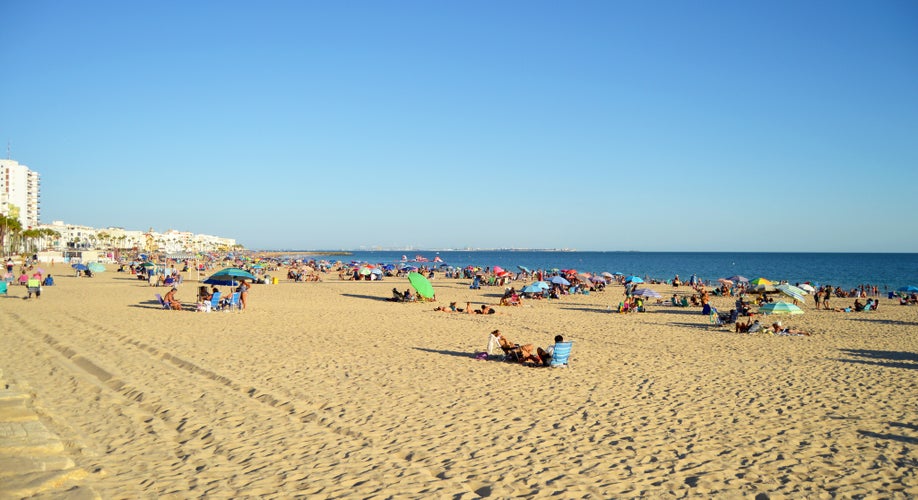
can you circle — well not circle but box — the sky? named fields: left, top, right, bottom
left=2, top=1, right=916, bottom=252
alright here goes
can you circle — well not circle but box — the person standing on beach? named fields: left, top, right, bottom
left=814, top=290, right=822, bottom=310
left=824, top=286, right=832, bottom=309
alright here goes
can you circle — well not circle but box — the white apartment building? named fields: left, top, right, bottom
left=0, top=159, right=41, bottom=228
left=36, top=220, right=236, bottom=255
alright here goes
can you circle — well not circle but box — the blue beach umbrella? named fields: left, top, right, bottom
left=897, top=285, right=918, bottom=293
left=204, top=267, right=257, bottom=286
left=533, top=281, right=551, bottom=290
left=518, top=265, right=531, bottom=274
left=87, top=262, right=106, bottom=273
left=71, top=263, right=88, bottom=271
left=625, top=276, right=644, bottom=284
left=632, top=288, right=661, bottom=298
left=521, top=285, right=543, bottom=293
left=549, top=276, right=570, bottom=286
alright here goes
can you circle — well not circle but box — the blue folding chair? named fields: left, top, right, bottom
left=549, top=341, right=573, bottom=367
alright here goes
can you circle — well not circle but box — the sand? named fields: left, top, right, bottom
left=1, top=265, right=916, bottom=498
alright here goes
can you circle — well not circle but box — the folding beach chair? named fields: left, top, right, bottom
left=210, top=291, right=222, bottom=311
left=155, top=294, right=170, bottom=310
left=549, top=341, right=573, bottom=367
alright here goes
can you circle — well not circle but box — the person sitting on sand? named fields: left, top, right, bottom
left=164, top=287, right=182, bottom=310
left=770, top=321, right=809, bottom=336
left=853, top=299, right=865, bottom=312
left=198, top=285, right=213, bottom=302
left=389, top=288, right=404, bottom=302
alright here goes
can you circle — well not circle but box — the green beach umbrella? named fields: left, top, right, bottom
left=775, top=284, right=807, bottom=302
left=407, top=271, right=435, bottom=299
left=749, top=277, right=773, bottom=286
left=759, top=301, right=804, bottom=315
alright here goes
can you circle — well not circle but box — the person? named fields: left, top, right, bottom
left=43, top=274, right=54, bottom=286
left=477, top=304, right=497, bottom=315
left=164, top=287, right=182, bottom=310
left=434, top=302, right=458, bottom=313
left=853, top=299, right=865, bottom=312
left=536, top=335, right=565, bottom=366
left=736, top=319, right=762, bottom=333
left=26, top=277, right=41, bottom=299
left=237, top=280, right=250, bottom=310
left=490, top=330, right=539, bottom=364
left=771, top=321, right=809, bottom=336
left=389, top=288, right=404, bottom=302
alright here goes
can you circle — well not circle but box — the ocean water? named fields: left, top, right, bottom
left=294, top=251, right=918, bottom=291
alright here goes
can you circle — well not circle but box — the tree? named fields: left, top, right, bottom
left=0, top=215, right=22, bottom=256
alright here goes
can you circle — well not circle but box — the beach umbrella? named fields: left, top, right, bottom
left=493, top=266, right=505, bottom=275
left=521, top=284, right=543, bottom=294
left=718, top=278, right=734, bottom=285
left=88, top=263, right=106, bottom=273
left=751, top=284, right=777, bottom=293
left=518, top=265, right=531, bottom=274
left=204, top=267, right=257, bottom=286
left=625, top=276, right=644, bottom=284
left=533, top=281, right=551, bottom=290
left=749, top=277, right=773, bottom=286
left=589, top=276, right=607, bottom=283
left=34, top=267, right=46, bottom=275
left=633, top=288, right=662, bottom=298
left=71, top=263, right=88, bottom=271
left=548, top=276, right=570, bottom=286
left=359, top=267, right=372, bottom=276
left=601, top=272, right=614, bottom=279
left=407, top=271, right=435, bottom=299
left=775, top=284, right=807, bottom=302
left=759, top=301, right=804, bottom=315
left=612, top=272, right=624, bottom=276
left=798, top=283, right=816, bottom=293
left=726, top=275, right=749, bottom=283
left=897, top=285, right=918, bottom=293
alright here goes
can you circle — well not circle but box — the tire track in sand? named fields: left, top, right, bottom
left=4, top=310, right=474, bottom=497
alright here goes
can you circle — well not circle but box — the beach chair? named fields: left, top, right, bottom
left=210, top=291, right=222, bottom=311
left=549, top=341, right=573, bottom=367
left=27, top=278, right=42, bottom=297
left=154, top=293, right=170, bottom=310
left=225, top=292, right=241, bottom=311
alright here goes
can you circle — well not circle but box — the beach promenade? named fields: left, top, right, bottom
left=1, top=266, right=916, bottom=498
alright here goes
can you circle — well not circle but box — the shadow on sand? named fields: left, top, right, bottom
left=412, top=347, right=477, bottom=359
left=835, top=349, right=918, bottom=370
left=341, top=293, right=392, bottom=303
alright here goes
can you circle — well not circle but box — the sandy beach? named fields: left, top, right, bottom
left=1, top=265, right=916, bottom=498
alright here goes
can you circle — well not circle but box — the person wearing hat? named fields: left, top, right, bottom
left=164, top=287, right=182, bottom=310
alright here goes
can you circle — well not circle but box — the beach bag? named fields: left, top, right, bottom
left=474, top=352, right=489, bottom=361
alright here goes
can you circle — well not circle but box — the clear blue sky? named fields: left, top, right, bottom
left=2, top=1, right=916, bottom=251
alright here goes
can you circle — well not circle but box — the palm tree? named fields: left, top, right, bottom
left=0, top=215, right=23, bottom=256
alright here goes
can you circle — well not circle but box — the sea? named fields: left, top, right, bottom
left=285, top=251, right=918, bottom=291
